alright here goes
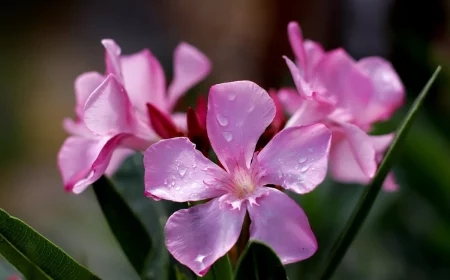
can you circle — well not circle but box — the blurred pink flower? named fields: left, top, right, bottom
left=144, top=81, right=331, bottom=276
left=58, top=40, right=211, bottom=194
left=281, top=22, right=404, bottom=190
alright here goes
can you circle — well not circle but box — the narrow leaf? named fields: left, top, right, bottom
left=0, top=208, right=101, bottom=280
left=199, top=254, right=233, bottom=280
left=234, top=242, right=287, bottom=280
left=319, top=66, right=442, bottom=280
left=92, top=176, right=152, bottom=276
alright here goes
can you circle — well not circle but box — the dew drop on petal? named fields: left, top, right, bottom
left=277, top=170, right=283, bottom=179
left=223, top=132, right=233, bottom=142
left=216, top=114, right=228, bottom=126
left=308, top=148, right=314, bottom=153
left=163, top=178, right=168, bottom=185
left=298, top=156, right=307, bottom=163
left=247, top=104, right=255, bottom=112
left=178, top=166, right=187, bottom=177
left=228, top=94, right=236, bottom=101
left=175, top=186, right=181, bottom=191
left=301, top=165, right=310, bottom=172
left=171, top=181, right=176, bottom=186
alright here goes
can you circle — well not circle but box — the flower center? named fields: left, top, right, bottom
left=230, top=165, right=258, bottom=198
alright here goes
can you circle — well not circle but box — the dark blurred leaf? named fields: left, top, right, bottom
left=234, top=242, right=287, bottom=280
left=92, top=176, right=151, bottom=277
left=319, top=66, right=442, bottom=280
left=111, top=153, right=172, bottom=280
left=0, top=208, right=101, bottom=280
left=199, top=254, right=233, bottom=280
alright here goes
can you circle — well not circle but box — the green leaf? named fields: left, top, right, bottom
left=92, top=175, right=152, bottom=277
left=234, top=242, right=287, bottom=280
left=0, top=208, right=101, bottom=280
left=319, top=66, right=442, bottom=280
left=198, top=254, right=233, bottom=280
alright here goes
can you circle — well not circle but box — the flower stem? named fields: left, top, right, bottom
left=319, top=66, right=442, bottom=280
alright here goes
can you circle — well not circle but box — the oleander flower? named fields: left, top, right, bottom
left=281, top=22, right=404, bottom=190
left=144, top=81, right=332, bottom=276
left=58, top=40, right=211, bottom=193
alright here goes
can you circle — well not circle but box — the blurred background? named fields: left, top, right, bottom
left=1, top=0, right=449, bottom=279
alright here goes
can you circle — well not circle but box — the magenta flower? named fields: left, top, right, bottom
left=58, top=40, right=211, bottom=193
left=144, top=81, right=331, bottom=276
left=281, top=22, right=404, bottom=190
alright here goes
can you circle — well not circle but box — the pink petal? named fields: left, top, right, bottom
left=58, top=134, right=128, bottom=194
left=285, top=92, right=336, bottom=127
left=74, top=72, right=104, bottom=118
left=206, top=81, right=276, bottom=171
left=330, top=133, right=398, bottom=191
left=257, top=124, right=331, bottom=194
left=102, top=39, right=123, bottom=83
left=357, top=57, right=405, bottom=124
left=316, top=49, right=372, bottom=118
left=304, top=40, right=325, bottom=71
left=63, top=118, right=93, bottom=137
left=247, top=188, right=317, bottom=264
left=287, top=22, right=308, bottom=76
left=84, top=75, right=134, bottom=135
left=171, top=112, right=187, bottom=132
left=284, top=56, right=314, bottom=98
left=143, top=137, right=229, bottom=202
left=335, top=123, right=377, bottom=178
left=165, top=197, right=246, bottom=276
left=167, top=43, right=211, bottom=110
left=277, top=87, right=303, bottom=115
left=121, top=49, right=167, bottom=113
left=104, top=148, right=134, bottom=176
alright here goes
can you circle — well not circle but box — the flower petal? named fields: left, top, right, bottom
left=357, top=57, right=405, bottom=123
left=104, top=148, right=134, bottom=176
left=171, top=112, right=188, bottom=132
left=287, top=21, right=308, bottom=75
left=285, top=92, right=336, bottom=127
left=330, top=133, right=398, bottom=191
left=207, top=81, right=276, bottom=171
left=102, top=39, right=123, bottom=83
left=304, top=40, right=325, bottom=71
left=257, top=124, right=331, bottom=194
left=167, top=43, right=211, bottom=110
left=334, top=123, right=377, bottom=178
left=74, top=72, right=104, bottom=118
left=63, top=118, right=92, bottom=137
left=121, top=49, right=167, bottom=113
left=247, top=188, right=317, bottom=264
left=165, top=197, right=246, bottom=276
left=84, top=75, right=134, bottom=135
left=144, top=137, right=229, bottom=202
left=284, top=56, right=314, bottom=98
left=277, top=87, right=303, bottom=115
left=58, top=134, right=128, bottom=194
left=316, top=49, right=372, bottom=117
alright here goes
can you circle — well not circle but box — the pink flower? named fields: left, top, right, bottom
left=144, top=81, right=332, bottom=276
left=281, top=22, right=404, bottom=190
left=58, top=40, right=211, bottom=194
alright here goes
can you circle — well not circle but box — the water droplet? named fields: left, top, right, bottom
left=298, top=156, right=307, bottom=163
left=247, top=104, right=255, bottom=112
left=175, top=186, right=181, bottom=191
left=216, top=114, right=228, bottom=126
left=180, top=191, right=185, bottom=194
left=192, top=163, right=196, bottom=168
left=223, top=132, right=233, bottom=142
left=171, top=181, right=176, bottom=186
left=178, top=166, right=187, bottom=177
left=308, top=148, right=314, bottom=153
left=228, top=94, right=236, bottom=101
left=300, top=165, right=310, bottom=172
left=164, top=178, right=168, bottom=185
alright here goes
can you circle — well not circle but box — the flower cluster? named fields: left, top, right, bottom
left=58, top=21, right=404, bottom=276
